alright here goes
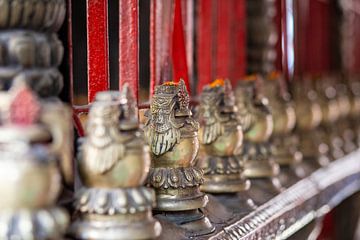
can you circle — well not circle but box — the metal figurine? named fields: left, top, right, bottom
left=334, top=75, right=357, bottom=154
left=235, top=76, right=281, bottom=205
left=144, top=80, right=214, bottom=237
left=347, top=75, right=360, bottom=147
left=0, top=85, right=69, bottom=240
left=292, top=78, right=325, bottom=171
left=313, top=76, right=344, bottom=161
left=196, top=79, right=249, bottom=193
left=69, top=89, right=161, bottom=240
left=264, top=72, right=303, bottom=187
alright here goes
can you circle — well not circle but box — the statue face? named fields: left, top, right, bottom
left=199, top=92, right=219, bottom=126
left=87, top=103, right=120, bottom=148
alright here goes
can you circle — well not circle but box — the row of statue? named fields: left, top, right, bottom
left=1, top=68, right=359, bottom=239
left=0, top=0, right=359, bottom=239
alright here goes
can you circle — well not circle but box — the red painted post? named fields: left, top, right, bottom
left=119, top=0, right=139, bottom=106
left=294, top=0, right=309, bottom=77
left=182, top=0, right=194, bottom=90
left=215, top=0, right=233, bottom=81
left=305, top=0, right=331, bottom=75
left=231, top=0, right=247, bottom=82
left=275, top=0, right=283, bottom=72
left=150, top=1, right=173, bottom=96
left=86, top=0, right=109, bottom=102
left=196, top=0, right=214, bottom=93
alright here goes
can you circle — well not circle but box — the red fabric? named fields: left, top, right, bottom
left=172, top=0, right=191, bottom=93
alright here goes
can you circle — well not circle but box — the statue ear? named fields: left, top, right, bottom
left=177, top=79, right=190, bottom=110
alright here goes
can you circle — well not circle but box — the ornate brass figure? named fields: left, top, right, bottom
left=347, top=75, right=360, bottom=147
left=197, top=79, right=249, bottom=193
left=144, top=80, right=214, bottom=236
left=235, top=76, right=281, bottom=205
left=313, top=76, right=344, bottom=161
left=70, top=89, right=161, bottom=240
left=264, top=72, right=303, bottom=187
left=292, top=78, right=325, bottom=170
left=334, top=75, right=357, bottom=154
left=0, top=85, right=69, bottom=239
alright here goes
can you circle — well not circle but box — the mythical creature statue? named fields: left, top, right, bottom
left=235, top=76, right=279, bottom=178
left=235, top=76, right=282, bottom=205
left=264, top=72, right=303, bottom=187
left=197, top=79, right=249, bottom=193
left=70, top=88, right=161, bottom=240
left=144, top=80, right=214, bottom=236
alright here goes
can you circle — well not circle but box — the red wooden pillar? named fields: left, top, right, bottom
left=294, top=0, right=309, bottom=77
left=86, top=0, right=110, bottom=102
left=119, top=0, right=139, bottom=106
left=197, top=0, right=214, bottom=93
left=231, top=0, right=247, bottom=81
left=215, top=0, right=233, bottom=80
left=150, top=1, right=173, bottom=96
left=305, top=0, right=331, bottom=75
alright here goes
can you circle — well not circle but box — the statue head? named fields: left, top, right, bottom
left=145, top=80, right=196, bottom=155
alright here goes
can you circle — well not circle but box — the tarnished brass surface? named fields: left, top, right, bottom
left=197, top=79, right=249, bottom=193
left=70, top=89, right=161, bottom=240
left=144, top=80, right=214, bottom=236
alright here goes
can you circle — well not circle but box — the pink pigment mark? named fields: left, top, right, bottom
left=10, top=87, right=41, bottom=125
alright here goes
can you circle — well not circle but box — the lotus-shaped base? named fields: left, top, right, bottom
left=199, top=155, right=250, bottom=193
left=0, top=208, right=68, bottom=240
left=70, top=186, right=161, bottom=240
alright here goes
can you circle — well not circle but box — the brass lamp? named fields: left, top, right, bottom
left=69, top=88, right=161, bottom=240
left=144, top=80, right=214, bottom=237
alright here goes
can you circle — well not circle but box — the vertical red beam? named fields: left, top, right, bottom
left=150, top=1, right=173, bottom=96
left=86, top=0, right=109, bottom=102
left=119, top=0, right=139, bottom=106
left=294, top=0, right=309, bottom=77
left=215, top=0, right=233, bottom=80
left=275, top=0, right=283, bottom=72
left=197, top=0, right=214, bottom=93
left=182, top=0, right=194, bottom=89
left=305, top=0, right=330, bottom=75
left=231, top=0, right=246, bottom=81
